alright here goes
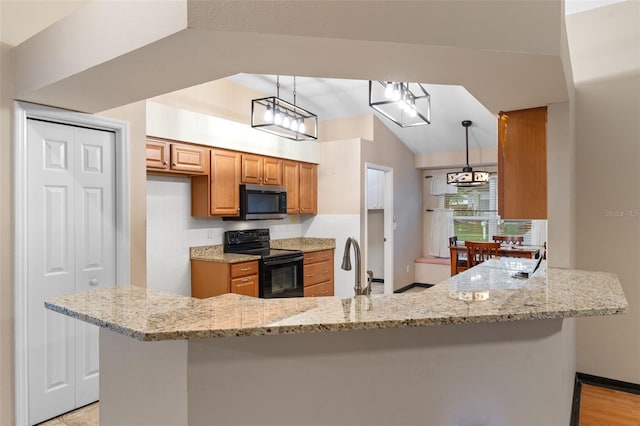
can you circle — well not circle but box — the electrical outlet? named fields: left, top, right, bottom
left=207, top=230, right=215, bottom=239
left=406, top=265, right=410, bottom=273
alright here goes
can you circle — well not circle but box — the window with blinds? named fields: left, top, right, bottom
left=441, top=176, right=535, bottom=244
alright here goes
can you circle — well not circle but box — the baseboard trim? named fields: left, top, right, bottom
left=394, top=282, right=433, bottom=293
left=570, top=372, right=640, bottom=426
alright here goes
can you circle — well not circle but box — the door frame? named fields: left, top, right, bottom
left=13, top=101, right=131, bottom=425
left=363, top=162, right=394, bottom=295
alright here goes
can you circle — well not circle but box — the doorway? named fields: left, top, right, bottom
left=14, top=102, right=130, bottom=425
left=364, top=163, right=393, bottom=295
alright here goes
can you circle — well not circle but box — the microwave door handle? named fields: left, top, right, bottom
left=262, top=256, right=304, bottom=267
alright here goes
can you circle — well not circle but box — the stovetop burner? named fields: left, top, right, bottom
left=223, top=229, right=303, bottom=260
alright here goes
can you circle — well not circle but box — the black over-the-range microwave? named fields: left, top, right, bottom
left=225, top=184, right=287, bottom=221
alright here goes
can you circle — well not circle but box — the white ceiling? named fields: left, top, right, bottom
left=227, top=74, right=498, bottom=155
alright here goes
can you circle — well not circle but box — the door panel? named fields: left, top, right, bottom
left=28, top=120, right=77, bottom=424
left=74, top=127, right=116, bottom=406
left=27, top=119, right=116, bottom=424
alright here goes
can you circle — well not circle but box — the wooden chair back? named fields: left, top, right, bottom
left=492, top=235, right=524, bottom=245
left=449, top=245, right=468, bottom=276
left=449, top=236, right=458, bottom=246
left=465, top=241, right=501, bottom=267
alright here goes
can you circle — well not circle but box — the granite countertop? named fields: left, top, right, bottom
left=270, top=237, right=336, bottom=252
left=190, top=237, right=336, bottom=262
left=45, top=262, right=628, bottom=341
left=189, top=245, right=260, bottom=263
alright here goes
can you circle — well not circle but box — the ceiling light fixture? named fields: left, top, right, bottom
left=447, top=120, right=490, bottom=187
left=251, top=76, right=318, bottom=141
left=368, top=81, right=431, bottom=127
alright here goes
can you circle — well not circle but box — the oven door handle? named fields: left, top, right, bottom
left=262, top=255, right=304, bottom=267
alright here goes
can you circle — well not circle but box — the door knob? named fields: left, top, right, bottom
left=89, top=278, right=98, bottom=286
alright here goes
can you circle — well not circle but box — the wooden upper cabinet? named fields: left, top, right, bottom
left=170, top=143, right=208, bottom=174
left=241, top=154, right=283, bottom=186
left=498, top=107, right=547, bottom=219
left=283, top=160, right=300, bottom=214
left=191, top=148, right=240, bottom=217
left=146, top=139, right=170, bottom=171
left=263, top=157, right=283, bottom=185
left=210, top=149, right=241, bottom=216
left=241, top=154, right=263, bottom=184
left=299, top=163, right=318, bottom=214
left=146, top=137, right=208, bottom=175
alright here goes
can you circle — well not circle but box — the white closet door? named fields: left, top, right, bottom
left=27, top=119, right=116, bottom=424
left=73, top=126, right=116, bottom=406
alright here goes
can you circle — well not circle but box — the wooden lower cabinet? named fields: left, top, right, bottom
left=191, top=260, right=259, bottom=299
left=303, top=249, right=334, bottom=297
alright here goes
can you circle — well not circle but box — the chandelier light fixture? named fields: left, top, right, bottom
left=251, top=75, right=318, bottom=141
left=368, top=81, right=431, bottom=127
left=447, top=120, right=490, bottom=187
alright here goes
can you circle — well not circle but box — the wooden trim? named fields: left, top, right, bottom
left=570, top=372, right=640, bottom=426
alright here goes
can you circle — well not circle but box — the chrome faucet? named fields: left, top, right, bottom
left=341, top=237, right=371, bottom=296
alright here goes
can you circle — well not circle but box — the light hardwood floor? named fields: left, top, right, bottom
left=579, top=383, right=640, bottom=425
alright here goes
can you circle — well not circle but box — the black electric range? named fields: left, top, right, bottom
left=223, top=229, right=304, bottom=298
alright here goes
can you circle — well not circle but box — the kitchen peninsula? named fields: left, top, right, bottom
left=46, top=263, right=627, bottom=425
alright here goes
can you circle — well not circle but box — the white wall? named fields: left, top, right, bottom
left=146, top=176, right=305, bottom=296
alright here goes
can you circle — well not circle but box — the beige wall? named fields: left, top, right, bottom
left=317, top=138, right=361, bottom=215
left=567, top=1, right=640, bottom=383
left=574, top=71, right=640, bottom=382
left=364, top=118, right=422, bottom=289
left=0, top=40, right=14, bottom=426
left=98, top=101, right=148, bottom=287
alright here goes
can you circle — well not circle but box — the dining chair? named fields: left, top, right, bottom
left=465, top=241, right=501, bottom=267
left=492, top=235, right=524, bottom=245
left=448, top=236, right=469, bottom=276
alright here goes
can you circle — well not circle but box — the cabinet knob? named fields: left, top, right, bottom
left=163, top=161, right=168, bottom=166
left=172, top=162, right=177, bottom=167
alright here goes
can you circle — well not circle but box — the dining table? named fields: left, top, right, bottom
left=449, top=243, right=542, bottom=276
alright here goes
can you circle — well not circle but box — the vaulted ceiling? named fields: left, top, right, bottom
left=12, top=1, right=572, bottom=156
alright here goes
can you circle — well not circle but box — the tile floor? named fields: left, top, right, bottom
left=37, top=402, right=99, bottom=426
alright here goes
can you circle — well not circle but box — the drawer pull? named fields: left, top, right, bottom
left=307, top=256, right=315, bottom=261
left=305, top=273, right=314, bottom=277
left=241, top=278, right=250, bottom=282
left=240, top=267, right=251, bottom=271
left=321, top=270, right=328, bottom=273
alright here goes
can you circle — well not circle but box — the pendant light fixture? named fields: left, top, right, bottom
left=251, top=76, right=318, bottom=141
left=368, top=81, right=431, bottom=127
left=447, top=120, right=490, bottom=186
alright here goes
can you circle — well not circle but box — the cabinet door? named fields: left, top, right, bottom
left=211, top=149, right=241, bottom=216
left=146, top=139, right=170, bottom=171
left=170, top=143, right=208, bottom=174
left=191, top=261, right=230, bottom=298
left=299, top=163, right=317, bottom=214
left=367, top=169, right=385, bottom=210
left=498, top=107, right=547, bottom=219
left=241, top=154, right=263, bottom=184
left=230, top=275, right=259, bottom=297
left=304, top=281, right=334, bottom=297
left=263, top=157, right=283, bottom=186
left=283, top=160, right=300, bottom=214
